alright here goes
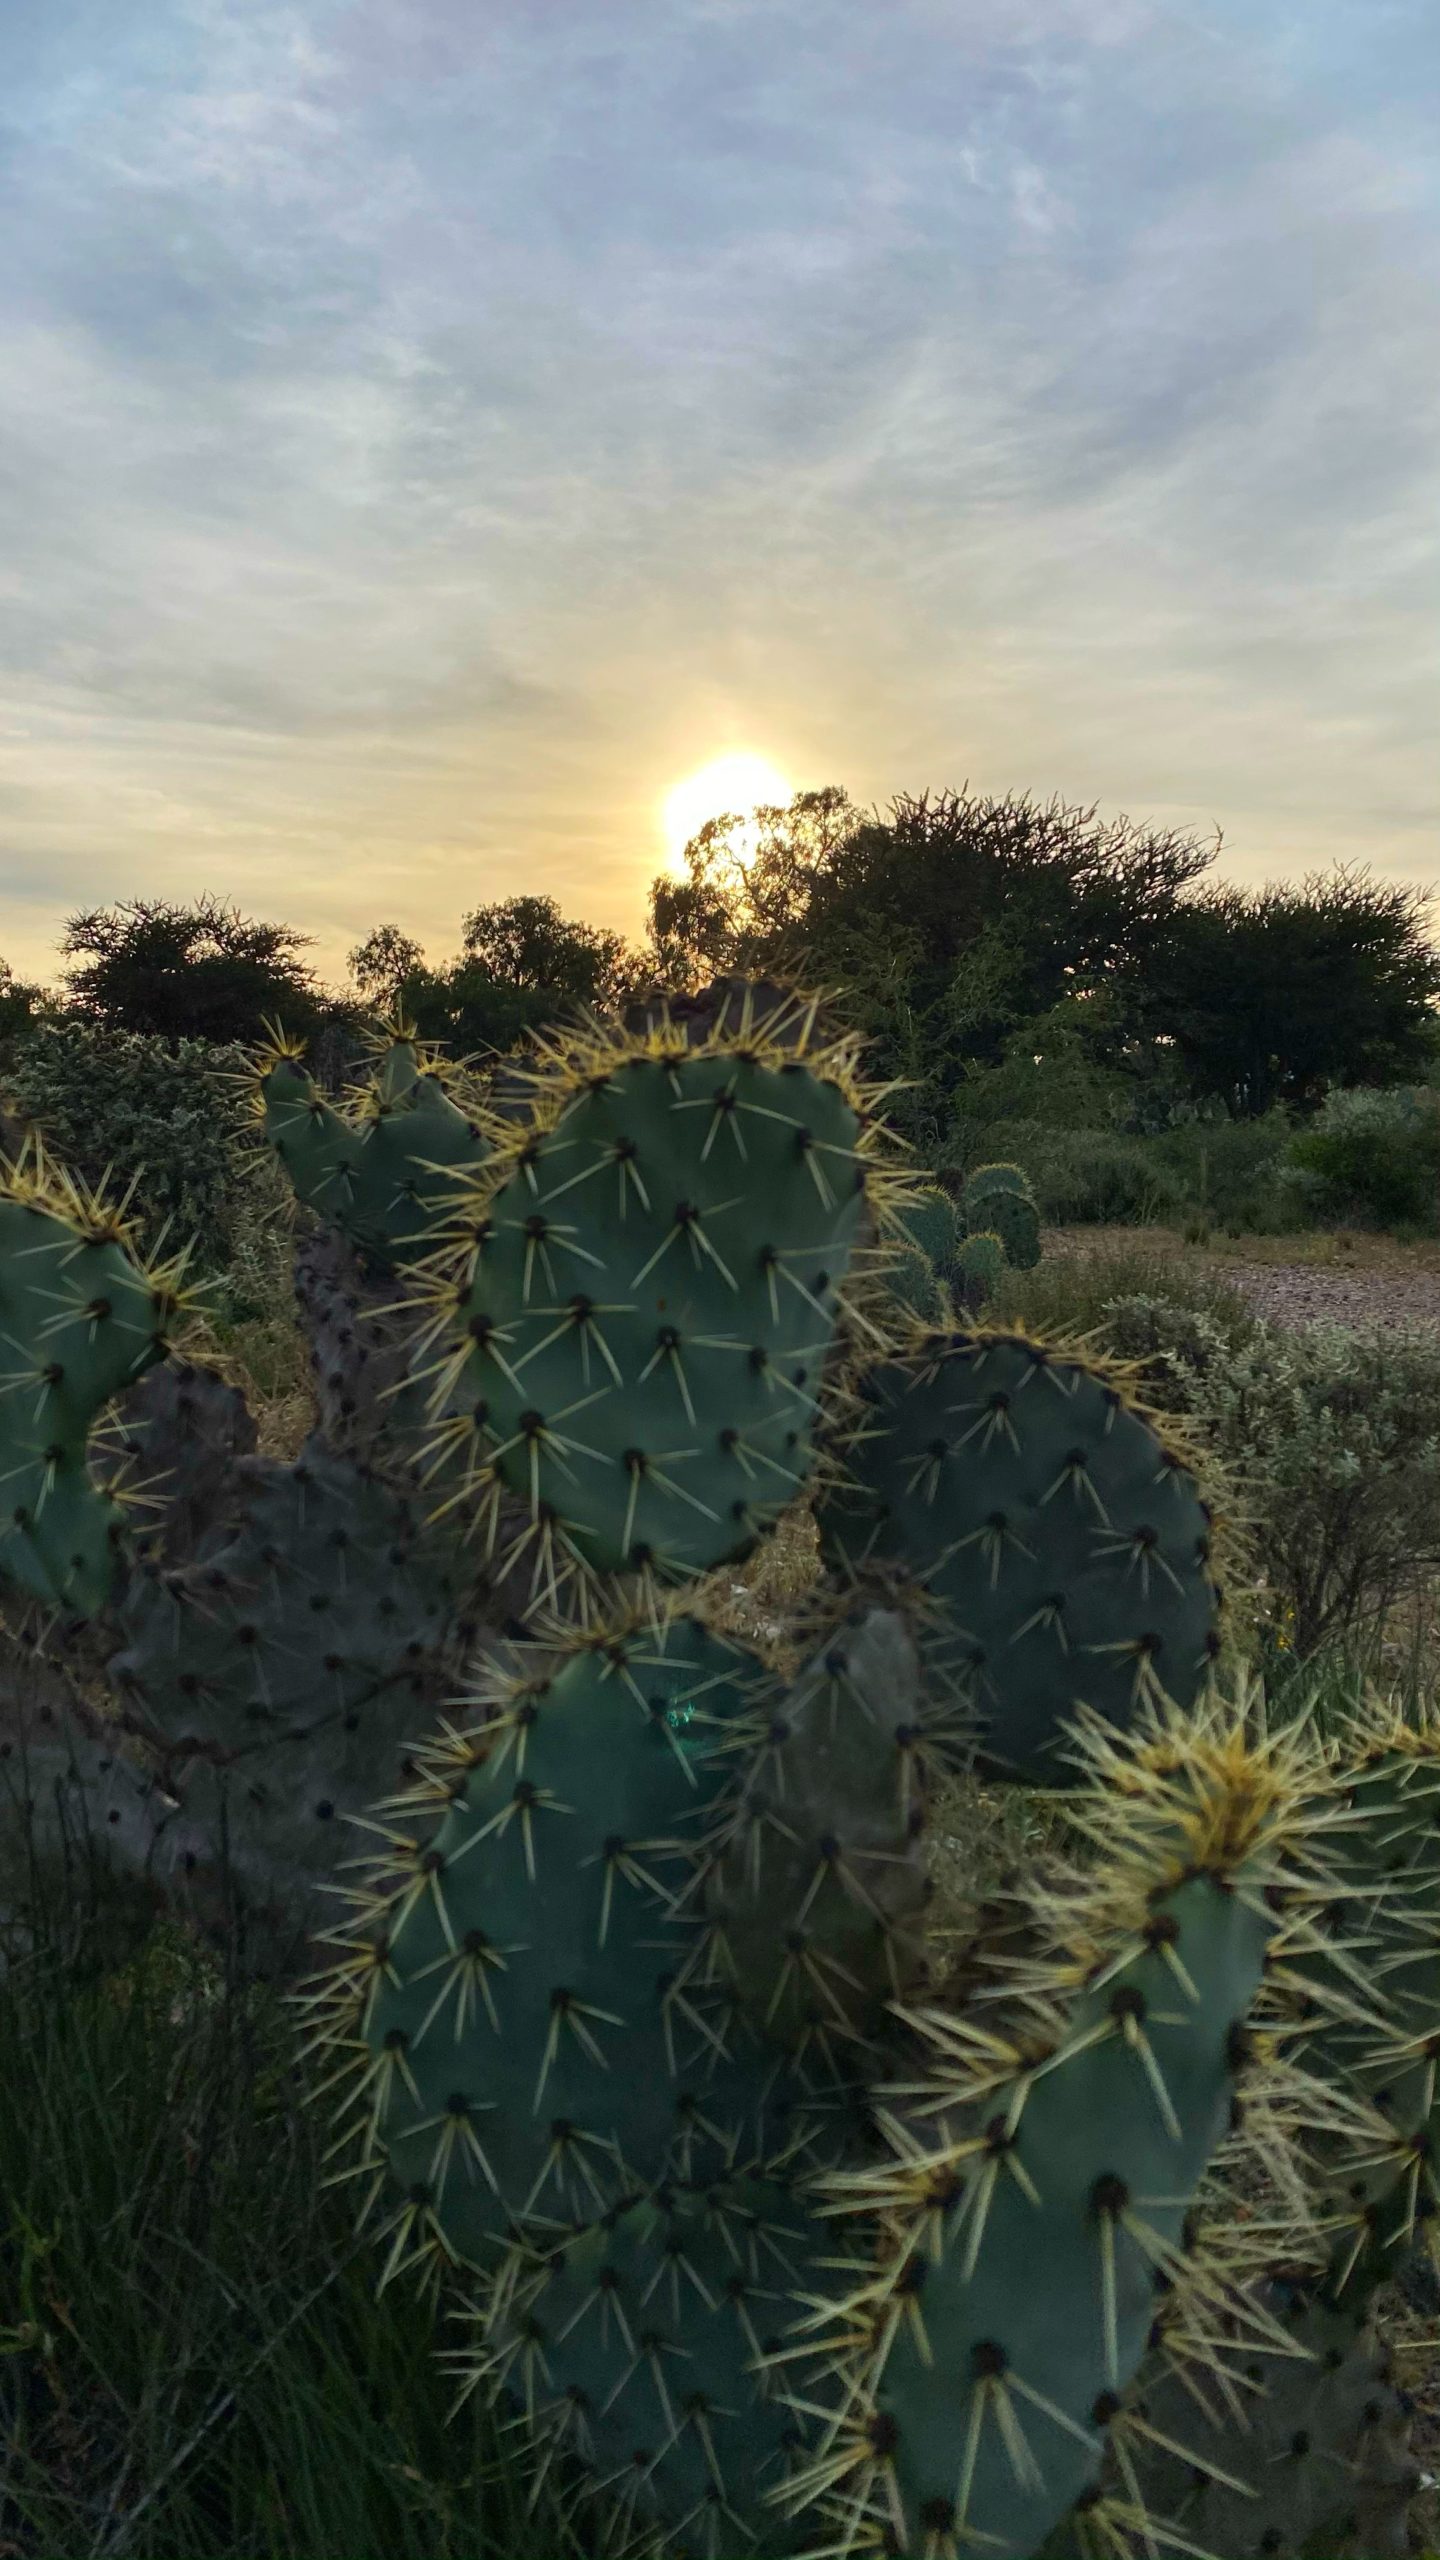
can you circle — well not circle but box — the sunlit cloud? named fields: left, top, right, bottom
left=0, top=0, right=1434, bottom=984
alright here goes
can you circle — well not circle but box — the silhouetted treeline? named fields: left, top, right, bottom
left=2, top=789, right=1436, bottom=1149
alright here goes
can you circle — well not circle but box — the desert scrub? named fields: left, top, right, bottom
left=1102, top=1299, right=1440, bottom=1658
left=1284, top=1082, right=1440, bottom=1231
left=0, top=1024, right=254, bottom=1277
left=989, top=1237, right=1256, bottom=1350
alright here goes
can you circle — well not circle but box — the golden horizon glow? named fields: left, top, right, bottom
left=660, top=752, right=794, bottom=869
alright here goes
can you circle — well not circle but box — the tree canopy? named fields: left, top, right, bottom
left=348, top=894, right=636, bottom=1063
left=60, top=896, right=327, bottom=1046
left=643, top=786, right=1440, bottom=1144
left=1151, top=867, right=1440, bottom=1114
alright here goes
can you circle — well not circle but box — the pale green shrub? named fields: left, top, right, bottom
left=1, top=1023, right=254, bottom=1280
left=1103, top=1298, right=1440, bottom=1657
left=1284, top=1084, right=1440, bottom=1230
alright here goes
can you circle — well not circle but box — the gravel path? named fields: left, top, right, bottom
left=1046, top=1227, right=1440, bottom=1332
left=1215, top=1258, right=1440, bottom=1329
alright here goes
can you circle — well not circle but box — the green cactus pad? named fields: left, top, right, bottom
left=458, top=2180, right=830, bottom=2556
left=0, top=1144, right=185, bottom=1614
left=411, top=994, right=905, bottom=1584
left=817, top=1328, right=1222, bottom=1781
left=701, top=1606, right=970, bottom=2052
left=1083, top=2280, right=1417, bottom=2560
left=788, top=1703, right=1319, bottom=2560
left=954, top=1228, right=1005, bottom=1311
left=962, top=1161, right=1033, bottom=1205
left=303, top=1614, right=824, bottom=2284
left=256, top=1025, right=489, bottom=1269
left=972, top=1184, right=1041, bottom=1270
left=897, top=1184, right=964, bottom=1271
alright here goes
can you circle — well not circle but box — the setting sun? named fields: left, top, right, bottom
left=661, top=752, right=793, bottom=869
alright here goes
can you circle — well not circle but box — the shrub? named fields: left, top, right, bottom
left=1100, top=1301, right=1440, bottom=1657
left=1003, top=1126, right=1183, bottom=1225
left=1284, top=1084, right=1440, bottom=1230
left=0, top=1022, right=254, bottom=1279
left=1149, top=1107, right=1293, bottom=1233
left=990, top=1246, right=1256, bottom=1351
left=1091, top=1284, right=1259, bottom=1402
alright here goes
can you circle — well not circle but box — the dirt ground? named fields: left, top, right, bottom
left=1047, top=1222, right=1440, bottom=1328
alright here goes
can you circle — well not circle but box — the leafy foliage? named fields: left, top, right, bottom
left=0, top=958, right=48, bottom=1045
left=60, top=896, right=329, bottom=1046
left=1, top=1022, right=254, bottom=1276
left=1100, top=1294, right=1440, bottom=1656
left=349, top=894, right=636, bottom=1062
left=1285, top=1083, right=1440, bottom=1230
left=645, top=793, right=1440, bottom=1174
left=1149, top=865, right=1440, bottom=1114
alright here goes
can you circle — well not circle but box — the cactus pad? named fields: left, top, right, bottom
left=301, top=1613, right=822, bottom=2285
left=411, top=991, right=906, bottom=1584
left=818, top=1328, right=1222, bottom=1780
left=788, top=1698, right=1328, bottom=2560
left=701, top=1605, right=970, bottom=2052
left=255, top=1023, right=489, bottom=1269
left=0, top=1142, right=187, bottom=1614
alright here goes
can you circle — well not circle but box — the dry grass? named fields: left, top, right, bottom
left=1049, top=1219, right=1440, bottom=1275
left=180, top=1307, right=314, bottom=1460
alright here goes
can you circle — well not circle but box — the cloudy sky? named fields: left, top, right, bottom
left=1, top=0, right=1435, bottom=987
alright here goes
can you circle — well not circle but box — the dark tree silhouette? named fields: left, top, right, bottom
left=60, top=896, right=327, bottom=1045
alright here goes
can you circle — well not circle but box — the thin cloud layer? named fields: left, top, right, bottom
left=0, top=0, right=1435, bottom=982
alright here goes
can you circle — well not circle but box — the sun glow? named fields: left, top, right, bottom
left=661, top=752, right=793, bottom=869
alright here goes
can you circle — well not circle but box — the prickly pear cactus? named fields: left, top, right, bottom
left=407, top=984, right=908, bottom=1587
left=0, top=978, right=1432, bottom=2560
left=817, top=1325, right=1223, bottom=1780
left=0, top=1140, right=191, bottom=1612
left=309, top=1681, right=1333, bottom=2557
left=252, top=1018, right=489, bottom=1268
left=963, top=1160, right=1042, bottom=1271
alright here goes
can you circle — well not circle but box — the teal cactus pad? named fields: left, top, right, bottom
left=414, top=1005, right=899, bottom=1582
left=701, top=1607, right=969, bottom=2052
left=465, top=2180, right=830, bottom=2556
left=798, top=1869, right=1280, bottom=2558
left=0, top=1148, right=182, bottom=1614
left=818, top=1329, right=1221, bottom=1780
left=305, top=1616, right=823, bottom=2284
left=105, top=1357, right=257, bottom=1567
left=257, top=1029, right=489, bottom=1269
left=1080, top=2280, right=1417, bottom=2560
left=1283, top=1733, right=1440, bottom=2312
left=106, top=1437, right=479, bottom=1934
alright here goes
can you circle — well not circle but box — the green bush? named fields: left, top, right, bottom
left=1099, top=1297, right=1440, bottom=1657
left=992, top=1248, right=1256, bottom=1360
left=1284, top=1084, right=1440, bottom=1230
left=997, top=1125, right=1183, bottom=1225
left=0, top=1023, right=257, bottom=1284
left=1148, top=1107, right=1293, bottom=1232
